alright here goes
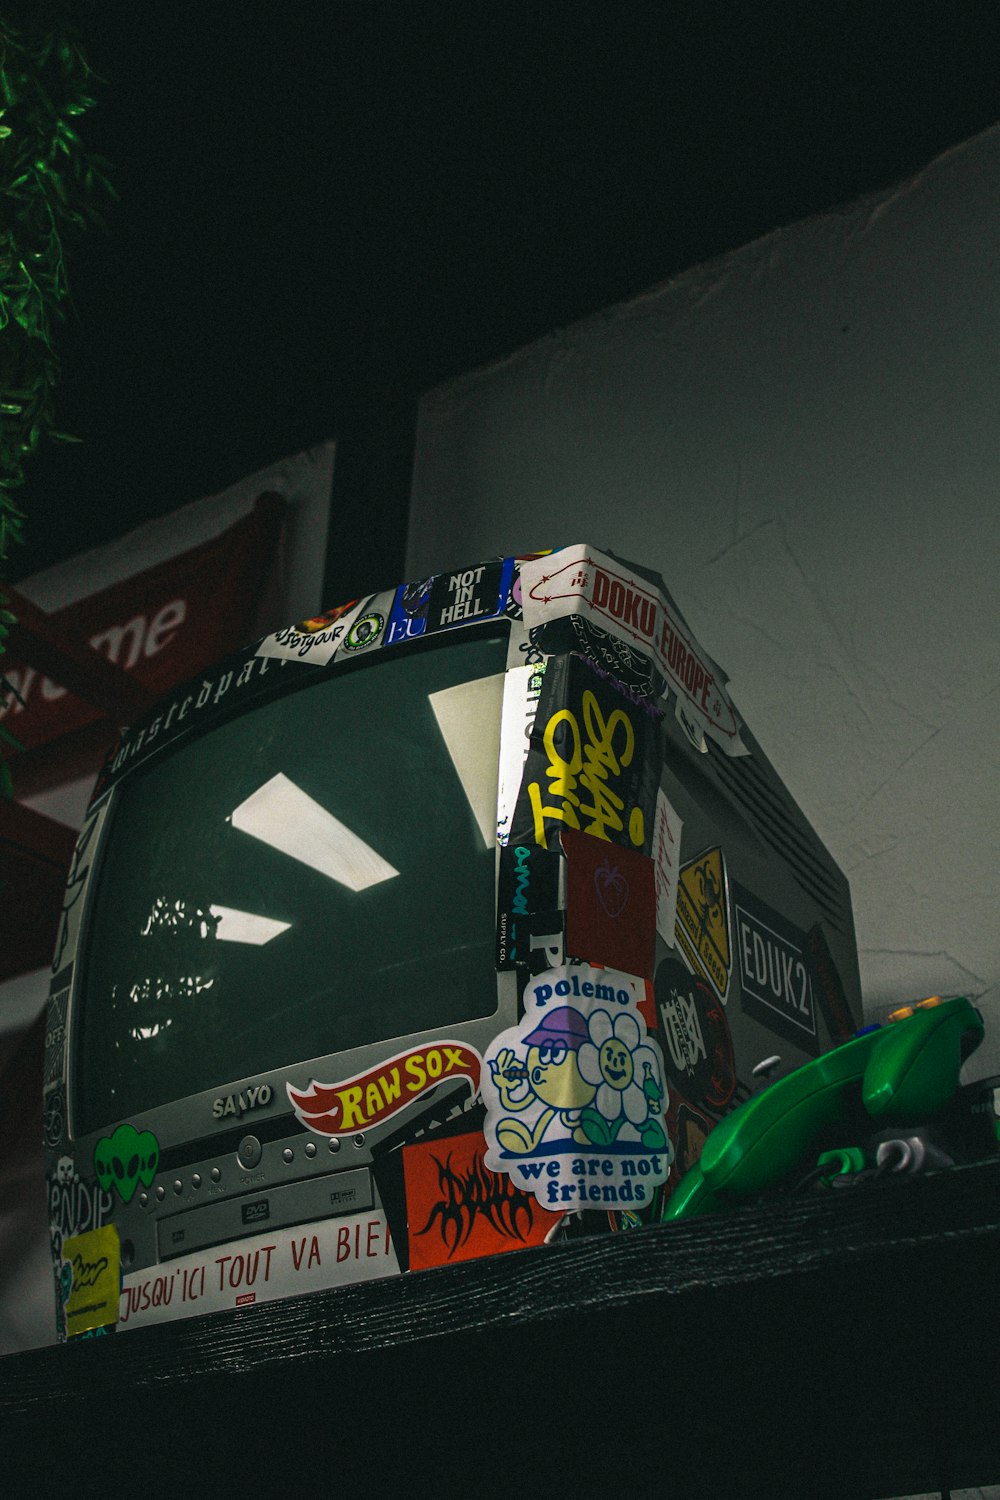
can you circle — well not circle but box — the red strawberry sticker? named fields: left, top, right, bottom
left=594, top=854, right=629, bottom=918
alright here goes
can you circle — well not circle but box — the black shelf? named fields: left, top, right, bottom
left=6, top=1159, right=1000, bottom=1497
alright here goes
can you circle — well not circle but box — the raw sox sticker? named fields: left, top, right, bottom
left=287, top=1041, right=482, bottom=1136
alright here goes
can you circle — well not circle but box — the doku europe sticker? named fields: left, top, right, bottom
left=518, top=543, right=748, bottom=756
left=482, top=963, right=671, bottom=1213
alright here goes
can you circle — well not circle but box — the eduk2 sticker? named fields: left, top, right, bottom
left=482, top=963, right=671, bottom=1213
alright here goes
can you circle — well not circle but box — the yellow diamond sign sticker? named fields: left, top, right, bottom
left=674, top=845, right=732, bottom=1002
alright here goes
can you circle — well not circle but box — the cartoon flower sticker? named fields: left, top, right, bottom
left=481, top=963, right=672, bottom=1212
left=578, top=1009, right=667, bottom=1147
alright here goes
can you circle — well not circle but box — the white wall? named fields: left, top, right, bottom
left=409, top=127, right=1000, bottom=1071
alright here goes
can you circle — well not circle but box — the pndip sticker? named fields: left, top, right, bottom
left=482, top=964, right=671, bottom=1214
left=732, top=883, right=819, bottom=1056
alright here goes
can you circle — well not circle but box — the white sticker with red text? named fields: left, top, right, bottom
left=118, top=1211, right=398, bottom=1331
left=652, top=788, right=683, bottom=947
left=519, top=544, right=747, bottom=755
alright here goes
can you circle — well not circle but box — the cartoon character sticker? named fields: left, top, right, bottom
left=482, top=964, right=671, bottom=1213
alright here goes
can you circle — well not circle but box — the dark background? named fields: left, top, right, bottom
left=11, top=0, right=1000, bottom=591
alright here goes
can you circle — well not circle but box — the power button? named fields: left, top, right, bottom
left=237, top=1135, right=262, bottom=1169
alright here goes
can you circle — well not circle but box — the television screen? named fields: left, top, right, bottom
left=74, top=629, right=508, bottom=1137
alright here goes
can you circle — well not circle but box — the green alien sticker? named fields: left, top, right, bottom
left=93, top=1124, right=160, bottom=1205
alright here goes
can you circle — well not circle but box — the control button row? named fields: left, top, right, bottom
left=236, top=1135, right=356, bottom=1168
left=142, top=1165, right=223, bottom=1207
left=281, top=1141, right=320, bottom=1163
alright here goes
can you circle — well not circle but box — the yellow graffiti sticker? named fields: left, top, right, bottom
left=674, top=845, right=731, bottom=1003
left=527, top=692, right=644, bottom=849
left=62, top=1223, right=120, bottom=1335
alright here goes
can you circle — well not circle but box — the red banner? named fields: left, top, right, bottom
left=2, top=496, right=284, bottom=783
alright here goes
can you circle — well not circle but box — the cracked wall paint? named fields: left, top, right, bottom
left=410, top=125, right=1000, bottom=1050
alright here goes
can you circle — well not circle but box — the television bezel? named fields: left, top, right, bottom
left=56, top=616, right=520, bottom=1179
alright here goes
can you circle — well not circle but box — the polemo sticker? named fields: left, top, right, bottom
left=287, top=1041, right=483, bottom=1136
left=519, top=544, right=747, bottom=755
left=118, top=1212, right=399, bottom=1331
left=482, top=964, right=671, bottom=1213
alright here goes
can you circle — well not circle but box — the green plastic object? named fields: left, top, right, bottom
left=662, top=1164, right=727, bottom=1220
left=815, top=1146, right=867, bottom=1182
left=861, top=997, right=984, bottom=1118
left=663, top=996, right=983, bottom=1222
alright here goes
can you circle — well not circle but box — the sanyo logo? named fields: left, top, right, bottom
left=212, top=1083, right=273, bottom=1119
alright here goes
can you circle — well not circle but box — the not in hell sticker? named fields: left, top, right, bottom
left=482, top=963, right=671, bottom=1214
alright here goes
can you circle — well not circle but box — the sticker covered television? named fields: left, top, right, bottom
left=43, top=542, right=863, bottom=1338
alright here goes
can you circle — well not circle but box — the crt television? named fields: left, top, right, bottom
left=43, top=542, right=863, bottom=1337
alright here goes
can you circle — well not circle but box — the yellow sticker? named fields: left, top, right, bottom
left=62, top=1224, right=120, bottom=1336
left=674, top=845, right=732, bottom=1002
